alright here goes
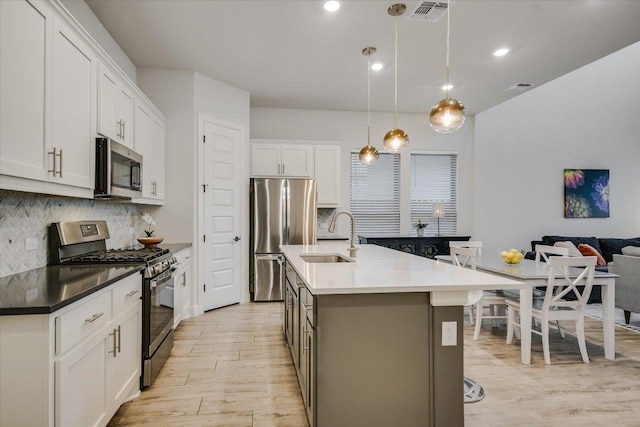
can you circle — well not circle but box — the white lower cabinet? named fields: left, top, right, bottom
left=0, top=272, right=142, bottom=427
left=173, top=247, right=192, bottom=328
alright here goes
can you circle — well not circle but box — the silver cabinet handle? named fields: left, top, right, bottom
left=57, top=149, right=62, bottom=177
left=116, top=324, right=122, bottom=354
left=282, top=164, right=284, bottom=175
left=85, top=312, right=104, bottom=323
left=122, top=120, right=125, bottom=140
left=126, top=290, right=139, bottom=297
left=117, top=119, right=123, bottom=138
left=48, top=147, right=57, bottom=175
left=109, top=328, right=117, bottom=356
left=302, top=325, right=308, bottom=352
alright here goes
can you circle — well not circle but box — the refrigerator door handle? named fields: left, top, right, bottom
left=256, top=254, right=282, bottom=262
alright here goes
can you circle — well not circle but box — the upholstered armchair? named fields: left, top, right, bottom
left=610, top=254, right=640, bottom=323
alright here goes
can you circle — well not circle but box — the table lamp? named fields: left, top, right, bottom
left=433, top=203, right=445, bottom=236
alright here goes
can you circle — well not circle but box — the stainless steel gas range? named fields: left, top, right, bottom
left=49, top=220, right=176, bottom=388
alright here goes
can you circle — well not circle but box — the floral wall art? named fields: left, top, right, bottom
left=564, top=169, right=610, bottom=218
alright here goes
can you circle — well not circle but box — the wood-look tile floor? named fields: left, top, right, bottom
left=108, top=303, right=640, bottom=426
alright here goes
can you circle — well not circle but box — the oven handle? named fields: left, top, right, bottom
left=150, top=273, right=173, bottom=289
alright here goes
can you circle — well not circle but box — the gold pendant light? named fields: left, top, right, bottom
left=383, top=3, right=409, bottom=152
left=430, top=0, right=466, bottom=133
left=359, top=47, right=379, bottom=165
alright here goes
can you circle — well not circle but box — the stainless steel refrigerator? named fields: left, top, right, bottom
left=250, top=178, right=317, bottom=301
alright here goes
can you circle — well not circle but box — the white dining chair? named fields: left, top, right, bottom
left=449, top=244, right=491, bottom=340
left=505, top=256, right=597, bottom=364
left=535, top=244, right=569, bottom=263
left=450, top=241, right=506, bottom=340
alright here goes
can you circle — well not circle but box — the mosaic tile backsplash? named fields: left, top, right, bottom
left=0, top=190, right=143, bottom=277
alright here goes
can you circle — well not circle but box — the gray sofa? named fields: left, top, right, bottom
left=610, top=254, right=640, bottom=324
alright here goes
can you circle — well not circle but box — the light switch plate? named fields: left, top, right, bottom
left=442, top=321, right=457, bottom=346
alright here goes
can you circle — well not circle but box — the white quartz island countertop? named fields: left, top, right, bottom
left=280, top=243, right=524, bottom=297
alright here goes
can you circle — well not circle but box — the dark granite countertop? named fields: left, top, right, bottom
left=0, top=264, right=144, bottom=316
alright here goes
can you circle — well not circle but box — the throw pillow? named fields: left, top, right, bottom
left=621, top=246, right=640, bottom=257
left=577, top=243, right=606, bottom=266
left=554, top=241, right=582, bottom=257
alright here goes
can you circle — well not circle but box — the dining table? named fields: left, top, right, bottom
left=436, top=255, right=618, bottom=364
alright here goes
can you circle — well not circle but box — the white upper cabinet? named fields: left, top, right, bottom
left=98, top=63, right=134, bottom=149
left=0, top=0, right=52, bottom=183
left=0, top=0, right=95, bottom=197
left=251, top=142, right=313, bottom=178
left=133, top=99, right=165, bottom=204
left=314, top=145, right=340, bottom=207
left=51, top=17, right=96, bottom=190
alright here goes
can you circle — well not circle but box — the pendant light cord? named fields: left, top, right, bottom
left=445, top=0, right=451, bottom=98
left=394, top=11, right=399, bottom=128
left=367, top=54, right=371, bottom=146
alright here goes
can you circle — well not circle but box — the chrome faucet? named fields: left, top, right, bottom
left=328, top=210, right=358, bottom=258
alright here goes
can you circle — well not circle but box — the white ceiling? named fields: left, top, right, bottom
left=85, top=0, right=640, bottom=115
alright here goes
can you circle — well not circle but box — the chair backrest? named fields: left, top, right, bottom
left=535, top=244, right=569, bottom=263
left=450, top=246, right=478, bottom=270
left=450, top=240, right=483, bottom=257
left=543, top=256, right=597, bottom=312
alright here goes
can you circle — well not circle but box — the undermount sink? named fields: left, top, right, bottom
left=300, top=254, right=353, bottom=263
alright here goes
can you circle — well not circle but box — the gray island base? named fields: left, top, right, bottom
left=314, top=292, right=463, bottom=427
left=280, top=243, right=522, bottom=427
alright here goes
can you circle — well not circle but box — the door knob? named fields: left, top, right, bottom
left=233, top=236, right=241, bottom=242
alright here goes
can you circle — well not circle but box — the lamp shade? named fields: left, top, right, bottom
left=430, top=97, right=466, bottom=133
left=359, top=145, right=379, bottom=165
left=433, top=202, right=445, bottom=218
left=383, top=128, right=409, bottom=152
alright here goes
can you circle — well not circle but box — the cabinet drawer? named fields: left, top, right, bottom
left=299, top=283, right=316, bottom=327
left=112, top=273, right=142, bottom=316
left=175, top=248, right=192, bottom=266
left=56, top=291, right=112, bottom=355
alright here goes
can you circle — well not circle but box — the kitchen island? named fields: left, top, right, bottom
left=280, top=243, right=523, bottom=427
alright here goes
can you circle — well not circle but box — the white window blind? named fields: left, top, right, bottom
left=410, top=153, right=457, bottom=236
left=350, top=152, right=400, bottom=237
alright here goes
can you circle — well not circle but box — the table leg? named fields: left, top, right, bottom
left=519, top=287, right=533, bottom=364
left=600, top=281, right=616, bottom=360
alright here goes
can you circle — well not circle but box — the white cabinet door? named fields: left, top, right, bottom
left=50, top=17, right=95, bottom=190
left=314, top=145, right=340, bottom=207
left=134, top=101, right=154, bottom=198
left=98, top=63, right=134, bottom=149
left=55, top=326, right=109, bottom=427
left=251, top=143, right=281, bottom=176
left=0, top=0, right=52, bottom=182
left=97, top=64, right=118, bottom=141
left=282, top=144, right=313, bottom=177
left=117, top=85, right=134, bottom=149
left=108, top=302, right=141, bottom=409
left=150, top=116, right=165, bottom=200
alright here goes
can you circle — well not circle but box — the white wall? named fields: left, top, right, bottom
left=250, top=108, right=476, bottom=237
left=60, top=0, right=137, bottom=82
left=137, top=69, right=252, bottom=305
left=474, top=42, right=640, bottom=257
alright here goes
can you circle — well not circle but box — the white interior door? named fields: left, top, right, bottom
left=200, top=117, right=242, bottom=311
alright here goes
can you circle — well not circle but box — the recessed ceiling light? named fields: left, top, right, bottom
left=371, top=62, right=383, bottom=71
left=493, top=48, right=510, bottom=57
left=324, top=1, right=340, bottom=12
left=441, top=84, right=453, bottom=91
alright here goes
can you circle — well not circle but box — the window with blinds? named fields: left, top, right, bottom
left=410, top=153, right=457, bottom=236
left=350, top=152, right=400, bottom=236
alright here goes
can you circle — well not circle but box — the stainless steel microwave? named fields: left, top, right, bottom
left=94, top=137, right=142, bottom=199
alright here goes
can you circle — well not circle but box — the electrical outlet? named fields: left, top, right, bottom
left=442, top=321, right=457, bottom=346
left=25, top=237, right=38, bottom=251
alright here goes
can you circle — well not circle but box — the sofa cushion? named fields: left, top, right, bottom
left=622, top=246, right=640, bottom=257
left=542, top=236, right=601, bottom=254
left=598, top=238, right=640, bottom=262
left=554, top=241, right=582, bottom=257
left=577, top=243, right=606, bottom=266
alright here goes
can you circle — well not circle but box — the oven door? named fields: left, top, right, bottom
left=147, top=269, right=175, bottom=357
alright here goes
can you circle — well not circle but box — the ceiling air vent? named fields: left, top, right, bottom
left=505, top=83, right=534, bottom=92
left=408, top=1, right=453, bottom=22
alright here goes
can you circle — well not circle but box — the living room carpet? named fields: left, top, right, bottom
left=584, top=304, right=640, bottom=333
